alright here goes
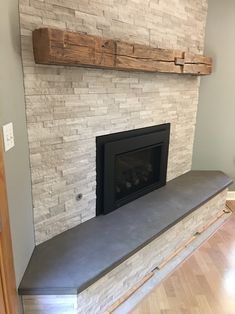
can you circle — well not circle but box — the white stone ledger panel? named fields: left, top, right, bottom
left=19, top=0, right=208, bottom=243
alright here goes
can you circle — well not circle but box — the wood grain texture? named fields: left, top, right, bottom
left=226, top=200, right=235, bottom=212
left=131, top=214, right=235, bottom=314
left=32, top=28, right=212, bottom=76
left=0, top=135, right=19, bottom=314
left=0, top=268, right=7, bottom=314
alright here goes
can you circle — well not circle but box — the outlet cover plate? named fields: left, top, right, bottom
left=2, top=123, right=15, bottom=152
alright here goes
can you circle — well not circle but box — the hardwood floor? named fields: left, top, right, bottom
left=131, top=211, right=235, bottom=314
left=226, top=200, right=235, bottom=212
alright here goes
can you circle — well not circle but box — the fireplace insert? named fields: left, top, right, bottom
left=96, top=123, right=170, bottom=215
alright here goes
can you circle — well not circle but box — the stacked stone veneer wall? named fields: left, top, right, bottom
left=19, top=0, right=208, bottom=244
left=22, top=189, right=227, bottom=314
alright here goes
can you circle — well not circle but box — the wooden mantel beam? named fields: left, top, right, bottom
left=32, top=28, right=212, bottom=76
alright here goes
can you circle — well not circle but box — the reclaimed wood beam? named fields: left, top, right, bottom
left=32, top=28, right=212, bottom=76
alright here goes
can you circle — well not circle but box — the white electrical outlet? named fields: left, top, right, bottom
left=2, top=123, right=15, bottom=152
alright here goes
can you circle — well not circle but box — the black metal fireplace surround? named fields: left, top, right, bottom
left=96, top=123, right=170, bottom=215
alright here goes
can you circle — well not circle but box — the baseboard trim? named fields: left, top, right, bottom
left=227, top=191, right=235, bottom=200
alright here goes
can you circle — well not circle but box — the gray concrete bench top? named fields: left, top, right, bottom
left=19, top=171, right=232, bottom=295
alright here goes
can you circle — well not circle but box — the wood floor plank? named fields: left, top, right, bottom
left=226, top=200, right=235, bottom=212
left=131, top=214, right=235, bottom=314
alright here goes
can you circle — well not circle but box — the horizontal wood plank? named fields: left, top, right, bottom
left=32, top=28, right=212, bottom=76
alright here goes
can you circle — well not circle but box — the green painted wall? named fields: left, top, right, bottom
left=193, top=0, right=235, bottom=190
left=0, top=0, right=35, bottom=285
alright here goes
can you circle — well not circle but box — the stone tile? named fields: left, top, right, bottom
left=19, top=0, right=208, bottom=244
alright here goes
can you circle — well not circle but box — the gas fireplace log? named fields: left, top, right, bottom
left=32, top=28, right=212, bottom=76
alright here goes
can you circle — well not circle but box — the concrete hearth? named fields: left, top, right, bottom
left=20, top=171, right=232, bottom=314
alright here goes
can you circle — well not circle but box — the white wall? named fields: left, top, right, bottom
left=193, top=0, right=235, bottom=190
left=0, top=0, right=35, bottom=285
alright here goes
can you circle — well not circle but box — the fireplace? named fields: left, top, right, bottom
left=96, top=124, right=170, bottom=215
